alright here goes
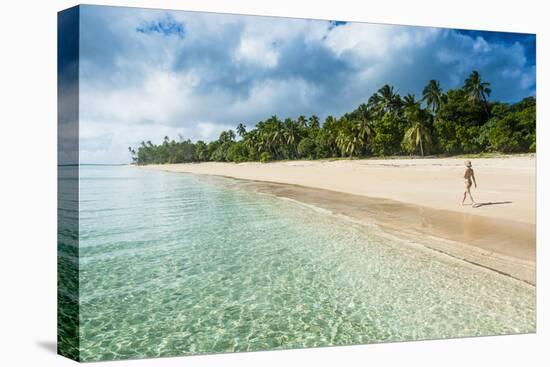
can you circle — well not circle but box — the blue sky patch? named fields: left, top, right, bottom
left=136, top=15, right=185, bottom=38
left=456, top=29, right=535, bottom=66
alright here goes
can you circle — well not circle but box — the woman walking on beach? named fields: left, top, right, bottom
left=462, top=160, right=477, bottom=206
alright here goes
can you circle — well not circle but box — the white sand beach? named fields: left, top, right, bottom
left=147, top=155, right=535, bottom=224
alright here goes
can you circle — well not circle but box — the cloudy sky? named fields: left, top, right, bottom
left=78, top=5, right=536, bottom=163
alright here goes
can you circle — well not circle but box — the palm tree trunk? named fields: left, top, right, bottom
left=482, top=94, right=490, bottom=118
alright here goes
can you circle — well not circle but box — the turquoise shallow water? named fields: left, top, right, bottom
left=75, top=166, right=535, bottom=361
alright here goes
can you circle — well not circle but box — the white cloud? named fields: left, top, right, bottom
left=77, top=6, right=535, bottom=163
left=323, top=23, right=440, bottom=61
left=196, top=122, right=234, bottom=141
left=82, top=68, right=200, bottom=125
left=234, top=37, right=279, bottom=68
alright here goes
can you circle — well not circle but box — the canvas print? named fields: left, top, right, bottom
left=58, top=4, right=536, bottom=362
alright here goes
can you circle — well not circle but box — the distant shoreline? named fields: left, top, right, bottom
left=141, top=155, right=536, bottom=284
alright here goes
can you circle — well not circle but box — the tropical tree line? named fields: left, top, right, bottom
left=129, top=70, right=536, bottom=165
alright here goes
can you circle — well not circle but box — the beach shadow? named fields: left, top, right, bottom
left=36, top=340, right=57, bottom=354
left=472, top=201, right=512, bottom=208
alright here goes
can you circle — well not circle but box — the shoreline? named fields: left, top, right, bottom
left=143, top=156, right=535, bottom=224
left=141, top=156, right=536, bottom=284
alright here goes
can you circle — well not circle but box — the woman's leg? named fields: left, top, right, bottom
left=462, top=181, right=470, bottom=205
left=467, top=185, right=475, bottom=204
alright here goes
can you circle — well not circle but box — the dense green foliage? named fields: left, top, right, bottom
left=129, top=71, right=536, bottom=164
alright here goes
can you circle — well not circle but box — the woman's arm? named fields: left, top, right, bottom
left=472, top=170, right=477, bottom=188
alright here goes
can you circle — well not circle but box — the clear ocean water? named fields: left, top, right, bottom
left=74, top=165, right=535, bottom=361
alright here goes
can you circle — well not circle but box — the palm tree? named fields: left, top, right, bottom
left=296, top=115, right=307, bottom=128
left=404, top=122, right=430, bottom=156
left=368, top=84, right=402, bottom=115
left=236, top=123, right=247, bottom=138
left=127, top=147, right=137, bottom=163
left=319, top=115, right=341, bottom=157
left=271, top=117, right=284, bottom=153
left=243, top=130, right=259, bottom=159
left=422, top=79, right=444, bottom=114
left=308, top=115, right=320, bottom=130
left=282, top=118, right=300, bottom=159
left=464, top=70, right=491, bottom=117
left=403, top=93, right=418, bottom=111
left=336, top=117, right=363, bottom=158
left=403, top=101, right=431, bottom=156
left=354, top=104, right=374, bottom=143
left=257, top=116, right=285, bottom=159
left=218, top=130, right=236, bottom=144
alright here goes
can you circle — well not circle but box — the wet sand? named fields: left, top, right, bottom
left=143, top=156, right=536, bottom=284
left=238, top=180, right=535, bottom=284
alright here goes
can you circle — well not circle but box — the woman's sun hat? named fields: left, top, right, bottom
left=465, top=160, right=472, bottom=167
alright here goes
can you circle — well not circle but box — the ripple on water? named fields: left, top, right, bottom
left=68, top=166, right=536, bottom=362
